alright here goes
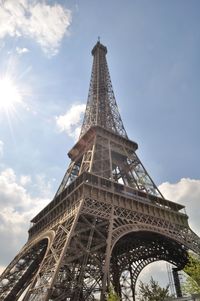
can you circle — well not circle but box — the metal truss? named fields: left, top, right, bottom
left=110, top=232, right=188, bottom=301
left=0, top=240, right=48, bottom=301
left=80, top=41, right=127, bottom=139
left=1, top=41, right=200, bottom=301
left=55, top=126, right=163, bottom=199
left=55, top=42, right=163, bottom=198
left=1, top=178, right=200, bottom=301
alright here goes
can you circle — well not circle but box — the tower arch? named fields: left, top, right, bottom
left=110, top=230, right=188, bottom=301
left=0, top=231, right=54, bottom=301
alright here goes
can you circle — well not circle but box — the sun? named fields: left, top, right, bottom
left=0, top=77, right=22, bottom=112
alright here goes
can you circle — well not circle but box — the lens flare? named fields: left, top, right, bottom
left=0, top=77, right=22, bottom=112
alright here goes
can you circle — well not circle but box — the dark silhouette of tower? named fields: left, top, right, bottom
left=0, top=41, right=199, bottom=301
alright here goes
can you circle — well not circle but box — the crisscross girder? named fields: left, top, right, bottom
left=80, top=41, right=128, bottom=138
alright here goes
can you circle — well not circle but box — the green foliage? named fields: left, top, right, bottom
left=138, top=277, right=171, bottom=301
left=107, top=287, right=120, bottom=301
left=183, top=253, right=200, bottom=294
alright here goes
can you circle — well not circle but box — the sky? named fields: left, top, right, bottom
left=0, top=0, right=200, bottom=295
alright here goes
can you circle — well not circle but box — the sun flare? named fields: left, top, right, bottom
left=0, top=77, right=22, bottom=112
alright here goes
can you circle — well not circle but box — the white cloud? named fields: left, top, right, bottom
left=19, top=175, right=31, bottom=186
left=0, top=168, right=31, bottom=209
left=136, top=178, right=200, bottom=295
left=0, top=0, right=72, bottom=56
left=56, top=103, right=86, bottom=141
left=16, top=47, right=29, bottom=54
left=159, top=178, right=200, bottom=235
left=0, top=167, right=51, bottom=269
left=0, top=140, right=4, bottom=157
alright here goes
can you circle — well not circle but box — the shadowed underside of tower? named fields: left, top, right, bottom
left=0, top=41, right=200, bottom=301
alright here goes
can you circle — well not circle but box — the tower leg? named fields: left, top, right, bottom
left=100, top=206, right=114, bottom=301
left=0, top=239, right=48, bottom=301
left=23, top=202, right=83, bottom=301
left=112, top=259, right=122, bottom=299
left=129, top=262, right=136, bottom=301
left=71, top=217, right=97, bottom=300
left=172, top=268, right=182, bottom=298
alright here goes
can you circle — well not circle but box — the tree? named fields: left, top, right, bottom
left=138, top=277, right=171, bottom=301
left=183, top=253, right=200, bottom=295
left=107, top=287, right=120, bottom=301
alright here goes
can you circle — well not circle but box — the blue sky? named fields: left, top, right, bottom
left=0, top=0, right=200, bottom=293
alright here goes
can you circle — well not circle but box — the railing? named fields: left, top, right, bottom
left=82, top=172, right=185, bottom=214
left=29, top=172, right=186, bottom=236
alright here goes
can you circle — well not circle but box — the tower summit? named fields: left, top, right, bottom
left=0, top=41, right=200, bottom=301
left=81, top=41, right=127, bottom=138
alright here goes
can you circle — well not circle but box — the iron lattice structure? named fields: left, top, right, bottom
left=0, top=41, right=200, bottom=301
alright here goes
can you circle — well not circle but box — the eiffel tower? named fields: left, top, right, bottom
left=0, top=41, right=200, bottom=301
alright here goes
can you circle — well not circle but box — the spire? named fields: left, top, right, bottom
left=80, top=41, right=128, bottom=138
